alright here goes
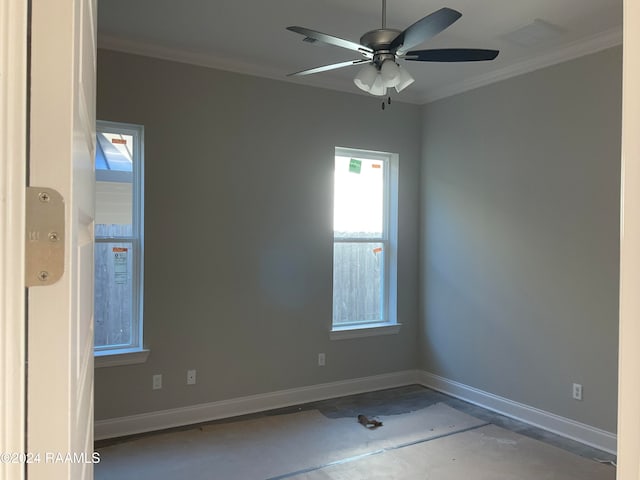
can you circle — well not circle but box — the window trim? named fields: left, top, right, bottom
left=330, top=323, right=402, bottom=341
left=94, top=120, right=146, bottom=363
left=95, top=348, right=150, bottom=368
left=331, top=147, right=399, bottom=338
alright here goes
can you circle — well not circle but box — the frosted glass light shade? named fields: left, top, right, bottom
left=353, top=63, right=378, bottom=92
left=394, top=66, right=415, bottom=93
left=381, top=60, right=400, bottom=87
left=369, top=74, right=387, bottom=96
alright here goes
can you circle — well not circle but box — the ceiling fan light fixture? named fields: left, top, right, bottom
left=353, top=63, right=378, bottom=92
left=394, top=66, right=415, bottom=93
left=369, top=73, right=387, bottom=96
left=380, top=60, right=400, bottom=87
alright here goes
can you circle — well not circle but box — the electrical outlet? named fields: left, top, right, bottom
left=318, top=353, right=326, bottom=367
left=187, top=369, right=196, bottom=385
left=152, top=374, right=162, bottom=390
left=572, top=383, right=583, bottom=401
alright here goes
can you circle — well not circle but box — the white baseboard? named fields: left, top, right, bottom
left=417, top=371, right=617, bottom=455
left=96, top=369, right=617, bottom=455
left=95, top=370, right=421, bottom=440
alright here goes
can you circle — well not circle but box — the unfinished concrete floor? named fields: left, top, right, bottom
left=95, top=385, right=616, bottom=479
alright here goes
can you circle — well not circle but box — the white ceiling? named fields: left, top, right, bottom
left=97, top=0, right=622, bottom=104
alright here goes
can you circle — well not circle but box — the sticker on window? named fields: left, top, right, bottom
left=112, top=138, right=127, bottom=145
left=113, top=247, right=128, bottom=284
left=349, top=158, right=362, bottom=174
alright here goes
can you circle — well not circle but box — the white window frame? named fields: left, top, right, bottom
left=94, top=120, right=148, bottom=367
left=331, top=147, right=400, bottom=340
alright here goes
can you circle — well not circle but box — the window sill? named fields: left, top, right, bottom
left=330, top=323, right=402, bottom=341
left=94, top=348, right=150, bottom=368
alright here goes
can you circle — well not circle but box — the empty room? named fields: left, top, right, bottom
left=6, top=0, right=629, bottom=479
left=91, top=1, right=622, bottom=478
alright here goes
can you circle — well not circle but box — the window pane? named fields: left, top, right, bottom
left=95, top=182, right=133, bottom=231
left=95, top=121, right=143, bottom=354
left=94, top=241, right=134, bottom=348
left=334, top=156, right=384, bottom=239
left=95, top=223, right=133, bottom=238
left=333, top=242, right=384, bottom=325
left=96, top=133, right=134, bottom=172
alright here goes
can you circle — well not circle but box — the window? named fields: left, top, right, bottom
left=94, top=121, right=146, bottom=365
left=331, top=147, right=399, bottom=339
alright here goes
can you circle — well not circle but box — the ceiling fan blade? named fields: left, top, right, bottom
left=287, top=26, right=373, bottom=56
left=287, top=59, right=369, bottom=77
left=390, top=7, right=462, bottom=56
left=404, top=48, right=499, bottom=62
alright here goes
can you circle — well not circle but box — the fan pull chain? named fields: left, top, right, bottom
left=381, top=94, right=392, bottom=110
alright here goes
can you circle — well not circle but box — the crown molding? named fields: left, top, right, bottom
left=99, top=26, right=622, bottom=107
left=98, top=34, right=287, bottom=80
left=97, top=34, right=423, bottom=104
left=419, top=26, right=623, bottom=104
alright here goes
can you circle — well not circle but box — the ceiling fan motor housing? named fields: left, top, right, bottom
left=360, top=29, right=402, bottom=67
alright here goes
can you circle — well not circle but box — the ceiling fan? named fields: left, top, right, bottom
left=286, top=1, right=499, bottom=102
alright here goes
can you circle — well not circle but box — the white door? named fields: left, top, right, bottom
left=618, top=2, right=640, bottom=479
left=27, top=0, right=96, bottom=479
left=0, top=1, right=28, bottom=480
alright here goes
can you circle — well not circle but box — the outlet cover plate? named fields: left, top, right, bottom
left=318, top=353, right=326, bottom=366
left=572, top=383, right=583, bottom=400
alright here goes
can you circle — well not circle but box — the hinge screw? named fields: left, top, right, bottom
left=38, top=192, right=50, bottom=203
left=48, top=232, right=59, bottom=242
left=37, top=271, right=49, bottom=281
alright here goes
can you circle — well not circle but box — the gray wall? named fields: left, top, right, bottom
left=96, top=46, right=622, bottom=434
left=95, top=50, right=422, bottom=420
left=419, top=47, right=622, bottom=432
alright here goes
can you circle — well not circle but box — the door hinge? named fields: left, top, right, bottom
left=25, top=187, right=65, bottom=287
